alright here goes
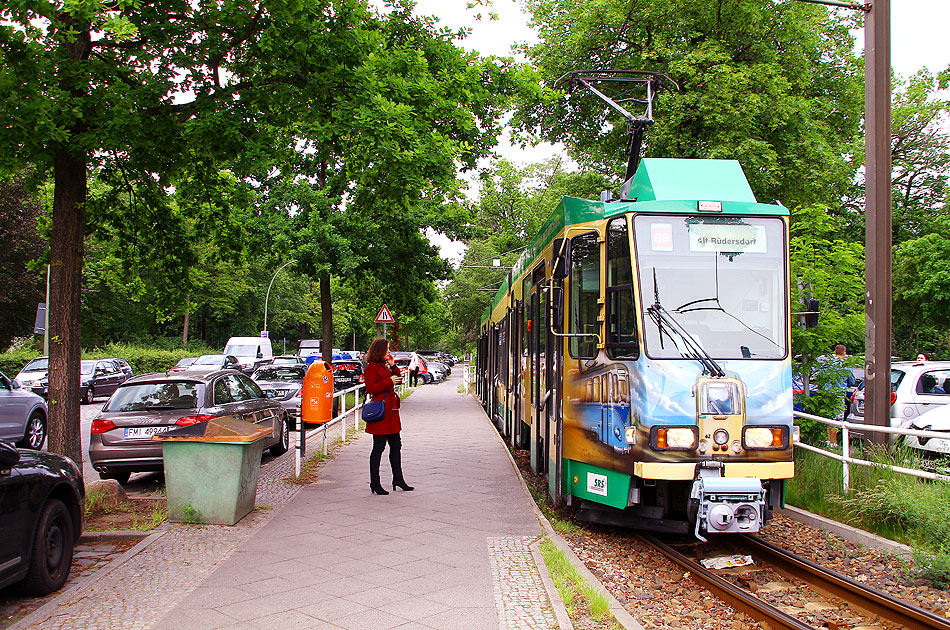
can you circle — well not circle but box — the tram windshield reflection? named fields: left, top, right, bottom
left=633, top=214, right=787, bottom=361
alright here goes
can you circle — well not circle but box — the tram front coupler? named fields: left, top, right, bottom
left=689, top=462, right=766, bottom=542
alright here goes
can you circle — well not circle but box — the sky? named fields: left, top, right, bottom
left=413, top=0, right=950, bottom=262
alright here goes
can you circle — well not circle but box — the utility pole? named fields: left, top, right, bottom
left=863, top=0, right=892, bottom=445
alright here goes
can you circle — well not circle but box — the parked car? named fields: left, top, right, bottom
left=849, top=360, right=950, bottom=445
left=14, top=356, right=49, bottom=398
left=330, top=360, right=364, bottom=390
left=80, top=359, right=130, bottom=404
left=902, top=403, right=950, bottom=457
left=88, top=370, right=291, bottom=483
left=103, top=358, right=134, bottom=379
left=184, top=354, right=241, bottom=372
left=0, top=441, right=83, bottom=595
left=269, top=355, right=303, bottom=366
left=392, top=352, right=428, bottom=382
left=224, top=336, right=273, bottom=374
left=168, top=357, right=199, bottom=373
left=0, top=371, right=47, bottom=450
left=425, top=359, right=449, bottom=382
left=251, top=364, right=306, bottom=419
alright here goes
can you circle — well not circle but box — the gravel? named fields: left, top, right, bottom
left=513, top=451, right=950, bottom=629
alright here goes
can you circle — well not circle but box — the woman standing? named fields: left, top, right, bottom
left=364, top=338, right=414, bottom=495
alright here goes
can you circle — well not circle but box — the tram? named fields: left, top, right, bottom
left=475, top=71, right=794, bottom=540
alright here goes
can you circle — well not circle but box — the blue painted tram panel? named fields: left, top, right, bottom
left=478, top=157, right=794, bottom=540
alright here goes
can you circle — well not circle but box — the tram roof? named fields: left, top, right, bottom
left=483, top=158, right=788, bottom=320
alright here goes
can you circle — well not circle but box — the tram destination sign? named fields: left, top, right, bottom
left=688, top=223, right=766, bottom=254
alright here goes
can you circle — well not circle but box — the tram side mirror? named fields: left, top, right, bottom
left=804, top=297, right=820, bottom=328
left=552, top=238, right=571, bottom=279
left=550, top=286, right=563, bottom=333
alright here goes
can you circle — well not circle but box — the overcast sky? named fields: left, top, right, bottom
left=413, top=0, right=950, bottom=262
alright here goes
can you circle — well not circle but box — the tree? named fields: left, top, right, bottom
left=517, top=0, right=863, bottom=209
left=447, top=159, right=611, bottom=348
left=0, top=0, right=520, bottom=466
left=890, top=70, right=950, bottom=243
left=893, top=218, right=950, bottom=358
left=789, top=205, right=864, bottom=438
left=0, top=172, right=46, bottom=350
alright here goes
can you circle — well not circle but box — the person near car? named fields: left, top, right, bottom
left=408, top=352, right=420, bottom=387
left=918, top=352, right=929, bottom=361
left=364, top=338, right=413, bottom=495
left=828, top=344, right=855, bottom=446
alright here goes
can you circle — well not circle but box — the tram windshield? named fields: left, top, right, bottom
left=633, top=215, right=787, bottom=360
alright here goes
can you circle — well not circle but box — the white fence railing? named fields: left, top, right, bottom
left=794, top=410, right=950, bottom=492
left=294, top=371, right=411, bottom=477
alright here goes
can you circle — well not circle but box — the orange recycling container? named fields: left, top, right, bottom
left=301, top=361, right=334, bottom=424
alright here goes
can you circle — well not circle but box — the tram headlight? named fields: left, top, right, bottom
left=651, top=426, right=698, bottom=450
left=713, top=429, right=729, bottom=446
left=742, top=426, right=788, bottom=450
left=624, top=427, right=637, bottom=445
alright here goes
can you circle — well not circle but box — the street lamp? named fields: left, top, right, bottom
left=263, top=260, right=297, bottom=336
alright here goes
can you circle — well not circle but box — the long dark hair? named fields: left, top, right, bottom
left=366, top=338, right=389, bottom=364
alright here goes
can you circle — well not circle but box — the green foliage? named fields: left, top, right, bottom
left=518, top=0, right=863, bottom=209
left=894, top=218, right=950, bottom=359
left=0, top=171, right=46, bottom=350
left=0, top=343, right=215, bottom=378
left=447, top=159, right=611, bottom=348
left=539, top=539, right=614, bottom=624
left=788, top=205, right=864, bottom=427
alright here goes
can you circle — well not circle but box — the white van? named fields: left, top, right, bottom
left=297, top=339, right=321, bottom=359
left=224, top=336, right=273, bottom=373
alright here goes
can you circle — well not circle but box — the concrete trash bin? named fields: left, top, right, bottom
left=153, top=415, right=272, bottom=525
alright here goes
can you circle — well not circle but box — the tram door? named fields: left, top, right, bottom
left=528, top=264, right=546, bottom=474
left=511, top=303, right=524, bottom=448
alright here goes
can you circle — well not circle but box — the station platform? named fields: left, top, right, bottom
left=13, top=376, right=562, bottom=630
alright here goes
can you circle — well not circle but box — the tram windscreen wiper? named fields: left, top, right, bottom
left=648, top=269, right=726, bottom=377
left=672, top=255, right=781, bottom=355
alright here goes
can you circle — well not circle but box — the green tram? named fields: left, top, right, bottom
left=475, top=157, right=795, bottom=539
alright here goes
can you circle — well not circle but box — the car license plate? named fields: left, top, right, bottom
left=125, top=426, right=170, bottom=439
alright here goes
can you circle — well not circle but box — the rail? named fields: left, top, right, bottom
left=293, top=370, right=411, bottom=477
left=794, top=410, right=950, bottom=492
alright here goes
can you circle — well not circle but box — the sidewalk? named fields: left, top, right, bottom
left=14, top=378, right=560, bottom=630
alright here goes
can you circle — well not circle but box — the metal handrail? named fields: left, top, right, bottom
left=293, top=372, right=413, bottom=476
left=793, top=411, right=950, bottom=491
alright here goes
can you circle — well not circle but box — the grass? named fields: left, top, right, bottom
left=539, top=539, right=620, bottom=629
left=787, top=443, right=950, bottom=585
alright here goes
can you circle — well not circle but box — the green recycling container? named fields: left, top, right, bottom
left=153, top=416, right=272, bottom=525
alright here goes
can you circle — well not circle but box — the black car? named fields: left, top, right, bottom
left=103, top=358, right=134, bottom=379
left=80, top=359, right=129, bottom=404
left=331, top=361, right=364, bottom=390
left=0, top=442, right=84, bottom=595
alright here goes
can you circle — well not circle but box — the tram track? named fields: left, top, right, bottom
left=641, top=533, right=950, bottom=630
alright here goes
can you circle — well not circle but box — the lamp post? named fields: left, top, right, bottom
left=263, top=260, right=297, bottom=336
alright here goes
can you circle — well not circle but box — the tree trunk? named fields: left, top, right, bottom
left=182, top=294, right=190, bottom=347
left=48, top=146, right=86, bottom=470
left=320, top=272, right=333, bottom=363
left=47, top=17, right=91, bottom=473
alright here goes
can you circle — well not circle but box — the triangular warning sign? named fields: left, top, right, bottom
left=374, top=304, right=395, bottom=323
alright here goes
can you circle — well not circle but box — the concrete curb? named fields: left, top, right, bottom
left=9, top=526, right=174, bottom=630
left=529, top=540, right=575, bottom=630
left=779, top=505, right=913, bottom=559
left=486, top=408, right=646, bottom=630
left=78, top=528, right=157, bottom=543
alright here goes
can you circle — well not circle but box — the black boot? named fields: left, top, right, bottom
left=370, top=482, right=389, bottom=495
left=393, top=480, right=414, bottom=491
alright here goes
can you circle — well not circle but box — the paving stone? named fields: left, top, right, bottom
left=12, top=380, right=561, bottom=630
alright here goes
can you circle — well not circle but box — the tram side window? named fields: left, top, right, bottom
left=570, top=231, right=600, bottom=359
left=606, top=217, right=638, bottom=360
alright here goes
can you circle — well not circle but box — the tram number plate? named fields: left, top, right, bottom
left=587, top=473, right=608, bottom=497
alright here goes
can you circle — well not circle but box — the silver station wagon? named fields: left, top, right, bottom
left=88, top=370, right=290, bottom=483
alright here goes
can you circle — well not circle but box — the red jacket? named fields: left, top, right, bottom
left=364, top=361, right=402, bottom=435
